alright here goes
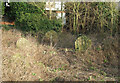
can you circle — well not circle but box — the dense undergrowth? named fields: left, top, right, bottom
left=2, top=27, right=119, bottom=81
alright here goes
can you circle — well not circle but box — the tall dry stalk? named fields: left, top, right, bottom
left=73, top=2, right=76, bottom=33
left=65, top=2, right=118, bottom=35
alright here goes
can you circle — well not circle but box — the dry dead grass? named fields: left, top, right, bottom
left=2, top=28, right=119, bottom=81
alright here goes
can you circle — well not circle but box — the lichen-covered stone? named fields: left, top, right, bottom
left=75, top=35, right=92, bottom=52
left=43, top=30, right=58, bottom=46
left=16, top=38, right=30, bottom=49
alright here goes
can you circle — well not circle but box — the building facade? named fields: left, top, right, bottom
left=45, top=1, right=66, bottom=24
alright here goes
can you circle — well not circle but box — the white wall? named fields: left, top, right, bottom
left=46, top=2, right=64, bottom=10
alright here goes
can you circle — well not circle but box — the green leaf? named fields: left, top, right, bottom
left=32, top=73, right=36, bottom=76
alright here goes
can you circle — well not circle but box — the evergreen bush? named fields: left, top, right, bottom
left=4, top=2, right=62, bottom=35
left=15, top=13, right=52, bottom=33
left=15, top=13, right=62, bottom=34
left=5, top=2, right=44, bottom=20
left=1, top=2, right=5, bottom=15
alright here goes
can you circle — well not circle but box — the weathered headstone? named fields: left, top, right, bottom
left=75, top=35, right=92, bottom=52
left=43, top=30, right=58, bottom=46
left=16, top=38, right=30, bottom=49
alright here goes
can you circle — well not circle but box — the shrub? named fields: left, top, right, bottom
left=51, top=19, right=62, bottom=32
left=4, top=2, right=62, bottom=35
left=1, top=2, right=5, bottom=15
left=75, top=35, right=92, bottom=52
left=4, top=2, right=62, bottom=37
left=15, top=13, right=54, bottom=33
left=5, top=2, right=45, bottom=20
left=15, top=11, right=62, bottom=35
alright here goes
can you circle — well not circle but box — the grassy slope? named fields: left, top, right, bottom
left=2, top=27, right=119, bottom=81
